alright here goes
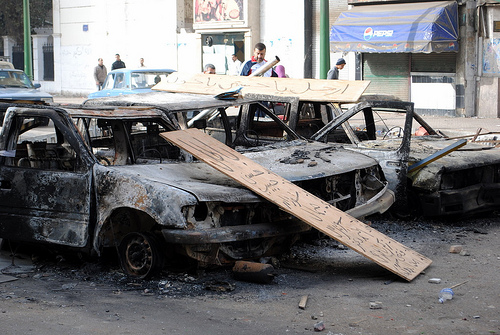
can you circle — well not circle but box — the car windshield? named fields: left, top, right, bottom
left=0, top=70, right=34, bottom=88
left=102, top=71, right=172, bottom=90
left=74, top=117, right=180, bottom=165
left=130, top=72, right=171, bottom=89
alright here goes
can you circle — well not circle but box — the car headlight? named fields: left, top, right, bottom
left=41, top=97, right=53, bottom=103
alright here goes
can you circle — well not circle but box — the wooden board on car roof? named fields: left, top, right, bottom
left=153, top=72, right=370, bottom=103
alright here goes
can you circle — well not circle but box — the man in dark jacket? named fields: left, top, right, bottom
left=111, top=54, right=126, bottom=71
left=327, top=58, right=346, bottom=80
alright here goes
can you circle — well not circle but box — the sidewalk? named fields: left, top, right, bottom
left=418, top=113, right=500, bottom=137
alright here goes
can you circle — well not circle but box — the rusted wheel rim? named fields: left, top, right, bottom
left=119, top=232, right=162, bottom=279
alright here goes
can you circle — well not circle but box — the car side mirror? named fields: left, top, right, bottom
left=33, top=83, right=41, bottom=89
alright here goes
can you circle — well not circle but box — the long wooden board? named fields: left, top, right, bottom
left=161, top=129, right=432, bottom=281
left=153, top=73, right=370, bottom=103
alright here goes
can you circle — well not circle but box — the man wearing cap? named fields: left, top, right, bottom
left=327, top=58, right=346, bottom=80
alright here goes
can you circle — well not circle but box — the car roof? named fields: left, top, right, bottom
left=0, top=68, right=24, bottom=73
left=7, top=104, right=167, bottom=119
left=0, top=61, right=15, bottom=69
left=83, top=91, right=273, bottom=112
left=65, top=106, right=167, bottom=118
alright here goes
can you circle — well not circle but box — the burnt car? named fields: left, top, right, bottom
left=84, top=91, right=395, bottom=219
left=298, top=98, right=500, bottom=218
left=0, top=95, right=394, bottom=278
left=0, top=103, right=307, bottom=278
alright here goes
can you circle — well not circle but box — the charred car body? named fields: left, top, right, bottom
left=0, top=95, right=393, bottom=278
left=292, top=98, right=500, bottom=218
left=84, top=92, right=394, bottom=219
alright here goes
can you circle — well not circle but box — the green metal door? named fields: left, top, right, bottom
left=363, top=53, right=410, bottom=101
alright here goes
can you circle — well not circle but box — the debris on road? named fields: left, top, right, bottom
left=369, top=301, right=383, bottom=309
left=0, top=274, right=18, bottom=284
left=299, top=295, right=308, bottom=309
left=313, top=320, right=325, bottom=331
left=449, top=245, right=463, bottom=253
left=232, top=261, right=275, bottom=284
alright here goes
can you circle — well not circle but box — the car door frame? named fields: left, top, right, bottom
left=0, top=107, right=96, bottom=248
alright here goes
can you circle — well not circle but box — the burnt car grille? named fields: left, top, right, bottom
left=294, top=174, right=356, bottom=212
left=440, top=164, right=500, bottom=190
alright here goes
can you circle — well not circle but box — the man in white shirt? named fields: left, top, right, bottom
left=228, top=54, right=242, bottom=76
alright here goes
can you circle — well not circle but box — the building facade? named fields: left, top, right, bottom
left=3, top=0, right=500, bottom=118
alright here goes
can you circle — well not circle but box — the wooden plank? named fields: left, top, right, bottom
left=161, top=129, right=432, bottom=281
left=153, top=73, right=370, bottom=103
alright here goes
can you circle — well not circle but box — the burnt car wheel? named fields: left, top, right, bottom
left=119, top=232, right=164, bottom=279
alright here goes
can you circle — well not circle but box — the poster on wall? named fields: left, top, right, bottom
left=484, top=38, right=500, bottom=74
left=194, top=0, right=244, bottom=23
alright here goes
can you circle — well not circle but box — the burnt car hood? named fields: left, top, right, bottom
left=409, top=138, right=500, bottom=191
left=409, top=137, right=500, bottom=171
left=101, top=140, right=377, bottom=202
left=104, top=163, right=261, bottom=203
left=241, top=140, right=379, bottom=181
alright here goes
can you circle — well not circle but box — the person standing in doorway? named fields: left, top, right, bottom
left=93, top=58, right=107, bottom=90
left=327, top=58, right=346, bottom=80
left=228, top=54, right=242, bottom=76
left=240, top=43, right=277, bottom=77
left=111, top=54, right=126, bottom=71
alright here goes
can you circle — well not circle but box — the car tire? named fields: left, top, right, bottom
left=118, top=232, right=164, bottom=279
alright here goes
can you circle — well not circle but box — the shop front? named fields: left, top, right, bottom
left=193, top=0, right=262, bottom=75
left=330, top=1, right=460, bottom=116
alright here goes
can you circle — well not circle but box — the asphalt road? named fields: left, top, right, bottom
left=1, top=216, right=499, bottom=335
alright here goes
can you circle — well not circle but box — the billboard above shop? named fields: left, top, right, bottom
left=194, top=0, right=246, bottom=28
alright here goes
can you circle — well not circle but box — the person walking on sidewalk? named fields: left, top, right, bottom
left=93, top=58, right=107, bottom=90
left=327, top=58, right=346, bottom=80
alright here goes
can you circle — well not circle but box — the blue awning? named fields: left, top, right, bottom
left=330, top=1, right=459, bottom=53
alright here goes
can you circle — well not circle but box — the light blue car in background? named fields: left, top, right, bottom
left=87, top=68, right=175, bottom=99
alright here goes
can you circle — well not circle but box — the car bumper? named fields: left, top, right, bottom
left=346, top=184, right=396, bottom=218
left=161, top=220, right=311, bottom=244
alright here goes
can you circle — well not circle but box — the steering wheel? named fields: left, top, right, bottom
left=383, top=126, right=404, bottom=139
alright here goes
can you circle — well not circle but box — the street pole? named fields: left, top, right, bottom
left=23, top=0, right=33, bottom=79
left=319, top=0, right=330, bottom=79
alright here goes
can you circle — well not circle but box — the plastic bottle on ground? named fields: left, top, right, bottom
left=438, top=288, right=454, bottom=303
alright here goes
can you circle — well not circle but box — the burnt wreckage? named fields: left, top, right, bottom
left=290, top=98, right=500, bottom=217
left=0, top=95, right=393, bottom=278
